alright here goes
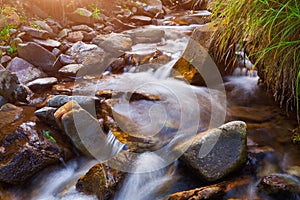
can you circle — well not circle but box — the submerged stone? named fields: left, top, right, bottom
left=258, top=174, right=300, bottom=196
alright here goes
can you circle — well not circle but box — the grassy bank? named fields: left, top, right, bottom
left=211, top=0, right=300, bottom=118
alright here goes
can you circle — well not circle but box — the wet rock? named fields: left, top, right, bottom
left=32, top=20, right=54, bottom=35
left=92, top=33, right=133, bottom=56
left=66, top=31, right=84, bottom=42
left=0, top=55, right=11, bottom=66
left=0, top=96, right=7, bottom=107
left=125, top=29, right=165, bottom=44
left=53, top=100, right=100, bottom=156
left=20, top=26, right=50, bottom=39
left=109, top=18, right=137, bottom=31
left=171, top=34, right=218, bottom=86
left=6, top=57, right=47, bottom=84
left=76, top=151, right=133, bottom=199
left=190, top=23, right=217, bottom=50
left=69, top=8, right=93, bottom=25
left=58, top=54, right=76, bottom=65
left=65, top=41, right=105, bottom=65
left=47, top=95, right=96, bottom=112
left=82, top=31, right=97, bottom=42
left=258, top=174, right=300, bottom=196
left=0, top=121, right=63, bottom=184
left=178, top=121, right=247, bottom=182
left=26, top=77, right=58, bottom=92
left=58, top=28, right=70, bottom=39
left=167, top=182, right=226, bottom=200
left=52, top=48, right=61, bottom=57
left=34, top=107, right=57, bottom=126
left=15, top=84, right=32, bottom=103
left=130, top=15, right=152, bottom=25
left=0, top=70, right=20, bottom=102
left=17, top=42, right=56, bottom=73
left=0, top=103, right=23, bottom=129
left=72, top=25, right=93, bottom=32
left=32, top=38, right=61, bottom=48
left=143, top=0, right=164, bottom=17
left=58, top=64, right=85, bottom=76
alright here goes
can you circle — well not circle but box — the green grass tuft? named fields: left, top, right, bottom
left=211, top=0, right=300, bottom=117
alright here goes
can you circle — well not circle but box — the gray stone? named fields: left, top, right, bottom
left=32, top=38, right=61, bottom=48
left=65, top=41, right=105, bottom=65
left=0, top=96, right=7, bottom=107
left=72, top=25, right=93, bottom=32
left=131, top=15, right=152, bottom=25
left=0, top=55, right=11, bottom=65
left=17, top=42, right=56, bottom=72
left=66, top=31, right=84, bottom=42
left=0, top=70, right=19, bottom=102
left=59, top=54, right=76, bottom=65
left=69, top=8, right=93, bottom=25
left=53, top=100, right=100, bottom=156
left=32, top=20, right=54, bottom=34
left=20, top=26, right=50, bottom=39
left=47, top=95, right=96, bottom=113
left=26, top=77, right=58, bottom=91
left=6, top=57, right=47, bottom=84
left=34, top=106, right=57, bottom=126
left=92, top=33, right=132, bottom=56
left=0, top=121, right=62, bottom=184
left=58, top=28, right=71, bottom=39
left=58, top=64, right=85, bottom=76
left=179, top=121, right=247, bottom=182
left=125, top=29, right=165, bottom=44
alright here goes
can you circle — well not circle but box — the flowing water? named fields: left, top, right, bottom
left=3, top=12, right=300, bottom=200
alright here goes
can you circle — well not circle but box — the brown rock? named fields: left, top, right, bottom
left=17, top=42, right=56, bottom=73
left=76, top=151, right=135, bottom=199
left=168, top=182, right=226, bottom=200
left=6, top=57, right=47, bottom=84
left=66, top=31, right=84, bottom=42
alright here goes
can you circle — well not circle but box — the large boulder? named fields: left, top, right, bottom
left=0, top=119, right=63, bottom=184
left=6, top=57, right=47, bottom=84
left=178, top=121, right=247, bottom=182
left=17, top=42, right=57, bottom=73
left=53, top=100, right=100, bottom=156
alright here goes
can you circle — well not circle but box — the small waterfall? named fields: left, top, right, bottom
left=106, top=130, right=126, bottom=156
left=29, top=159, right=98, bottom=200
left=114, top=152, right=176, bottom=200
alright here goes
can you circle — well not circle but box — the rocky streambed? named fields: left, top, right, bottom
left=0, top=1, right=300, bottom=200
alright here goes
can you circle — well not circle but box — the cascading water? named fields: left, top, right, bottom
left=114, top=152, right=177, bottom=200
